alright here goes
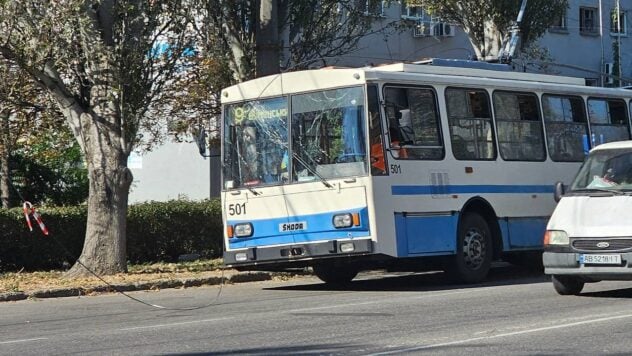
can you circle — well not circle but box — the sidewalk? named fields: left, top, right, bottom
left=0, top=269, right=309, bottom=302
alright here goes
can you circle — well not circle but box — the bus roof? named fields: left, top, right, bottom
left=221, top=61, right=628, bottom=103
left=368, top=62, right=585, bottom=86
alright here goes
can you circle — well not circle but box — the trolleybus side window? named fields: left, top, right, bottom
left=542, top=94, right=588, bottom=162
left=587, top=97, right=630, bottom=145
left=290, top=86, right=368, bottom=181
left=445, top=87, right=496, bottom=160
left=368, top=84, right=387, bottom=175
left=383, top=86, right=444, bottom=160
left=492, top=91, right=546, bottom=161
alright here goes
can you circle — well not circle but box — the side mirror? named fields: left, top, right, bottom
left=554, top=181, right=565, bottom=203
left=195, top=128, right=207, bottom=157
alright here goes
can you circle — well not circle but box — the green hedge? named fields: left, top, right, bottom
left=0, top=199, right=223, bottom=272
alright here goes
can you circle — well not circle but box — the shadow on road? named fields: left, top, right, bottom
left=265, top=264, right=549, bottom=293
left=581, top=287, right=632, bottom=298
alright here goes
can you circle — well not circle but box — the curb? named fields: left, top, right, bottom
left=0, top=271, right=296, bottom=302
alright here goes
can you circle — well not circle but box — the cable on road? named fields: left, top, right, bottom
left=13, top=180, right=225, bottom=311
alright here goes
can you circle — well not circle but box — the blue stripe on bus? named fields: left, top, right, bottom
left=392, top=184, right=555, bottom=195
left=228, top=207, right=370, bottom=249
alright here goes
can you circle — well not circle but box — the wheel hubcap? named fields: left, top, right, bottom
left=463, top=228, right=486, bottom=270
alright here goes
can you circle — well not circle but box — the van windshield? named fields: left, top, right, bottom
left=571, top=148, right=632, bottom=191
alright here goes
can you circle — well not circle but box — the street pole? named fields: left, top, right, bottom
left=616, top=0, right=622, bottom=86
left=599, top=0, right=605, bottom=86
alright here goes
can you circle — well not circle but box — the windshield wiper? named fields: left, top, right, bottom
left=572, top=188, right=626, bottom=195
left=243, top=185, right=260, bottom=196
left=292, top=153, right=333, bottom=188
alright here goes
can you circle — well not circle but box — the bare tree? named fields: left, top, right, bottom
left=0, top=1, right=195, bottom=276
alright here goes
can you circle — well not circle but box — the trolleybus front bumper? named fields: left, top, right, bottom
left=224, top=238, right=373, bottom=267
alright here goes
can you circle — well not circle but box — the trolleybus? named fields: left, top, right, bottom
left=219, top=59, right=632, bottom=284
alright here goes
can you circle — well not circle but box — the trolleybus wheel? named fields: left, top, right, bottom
left=447, top=213, right=492, bottom=283
left=312, top=263, right=358, bottom=285
left=551, top=275, right=584, bottom=295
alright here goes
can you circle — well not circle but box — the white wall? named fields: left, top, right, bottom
left=128, top=140, right=210, bottom=203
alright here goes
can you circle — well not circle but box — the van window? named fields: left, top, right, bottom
left=493, top=91, right=546, bottom=161
left=571, top=148, right=632, bottom=190
left=542, top=94, right=588, bottom=162
left=446, top=87, right=496, bottom=160
left=587, top=98, right=630, bottom=145
left=383, top=86, right=444, bottom=160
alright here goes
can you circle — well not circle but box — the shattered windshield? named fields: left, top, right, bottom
left=223, top=97, right=288, bottom=189
left=571, top=148, right=632, bottom=191
left=221, top=86, right=368, bottom=191
left=291, top=86, right=367, bottom=182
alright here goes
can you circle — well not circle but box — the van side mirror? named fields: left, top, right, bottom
left=554, top=181, right=565, bottom=203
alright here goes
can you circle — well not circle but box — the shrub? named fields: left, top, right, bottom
left=0, top=199, right=223, bottom=272
left=127, top=199, right=223, bottom=263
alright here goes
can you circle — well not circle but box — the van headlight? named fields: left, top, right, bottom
left=544, top=230, right=569, bottom=246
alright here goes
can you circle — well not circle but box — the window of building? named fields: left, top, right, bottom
left=542, top=94, right=588, bottom=162
left=550, top=11, right=568, bottom=32
left=580, top=7, right=599, bottom=35
left=587, top=98, right=630, bottom=145
left=445, top=88, right=496, bottom=160
left=402, top=4, right=424, bottom=19
left=610, top=10, right=627, bottom=35
left=383, top=86, right=444, bottom=160
left=493, top=91, right=546, bottom=161
left=364, top=0, right=385, bottom=17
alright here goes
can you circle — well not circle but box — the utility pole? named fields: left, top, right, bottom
left=599, top=0, right=605, bottom=86
left=616, top=0, right=622, bottom=86
left=256, top=0, right=280, bottom=77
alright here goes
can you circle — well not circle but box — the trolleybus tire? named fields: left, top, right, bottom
left=551, top=275, right=584, bottom=295
left=446, top=213, right=492, bottom=283
left=312, top=263, right=358, bottom=285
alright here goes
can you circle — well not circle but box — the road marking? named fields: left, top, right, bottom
left=120, top=317, right=233, bottom=331
left=285, top=289, right=483, bottom=314
left=368, top=312, right=632, bottom=355
left=0, top=337, right=48, bottom=345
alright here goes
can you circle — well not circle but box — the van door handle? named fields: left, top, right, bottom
left=343, top=178, right=357, bottom=183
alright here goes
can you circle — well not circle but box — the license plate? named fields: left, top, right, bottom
left=279, top=221, right=307, bottom=232
left=580, top=254, right=622, bottom=265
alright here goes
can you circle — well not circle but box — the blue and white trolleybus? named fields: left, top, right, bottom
left=219, top=60, right=632, bottom=284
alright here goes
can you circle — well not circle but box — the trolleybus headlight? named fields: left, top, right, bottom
left=234, top=223, right=254, bottom=237
left=333, top=213, right=353, bottom=228
left=544, top=230, right=569, bottom=246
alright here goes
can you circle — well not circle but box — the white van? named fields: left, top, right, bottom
left=544, top=140, right=632, bottom=295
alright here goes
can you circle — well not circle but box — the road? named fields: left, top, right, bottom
left=2, top=265, right=632, bottom=355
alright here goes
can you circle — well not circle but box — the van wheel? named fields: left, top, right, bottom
left=446, top=213, right=492, bottom=283
left=552, top=275, right=584, bottom=295
left=312, top=263, right=358, bottom=285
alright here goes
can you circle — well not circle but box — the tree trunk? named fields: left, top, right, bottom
left=66, top=159, right=133, bottom=277
left=0, top=112, right=10, bottom=208
left=0, top=146, right=9, bottom=209
left=63, top=108, right=133, bottom=277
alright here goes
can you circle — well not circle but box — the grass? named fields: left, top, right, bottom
left=0, top=258, right=227, bottom=295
